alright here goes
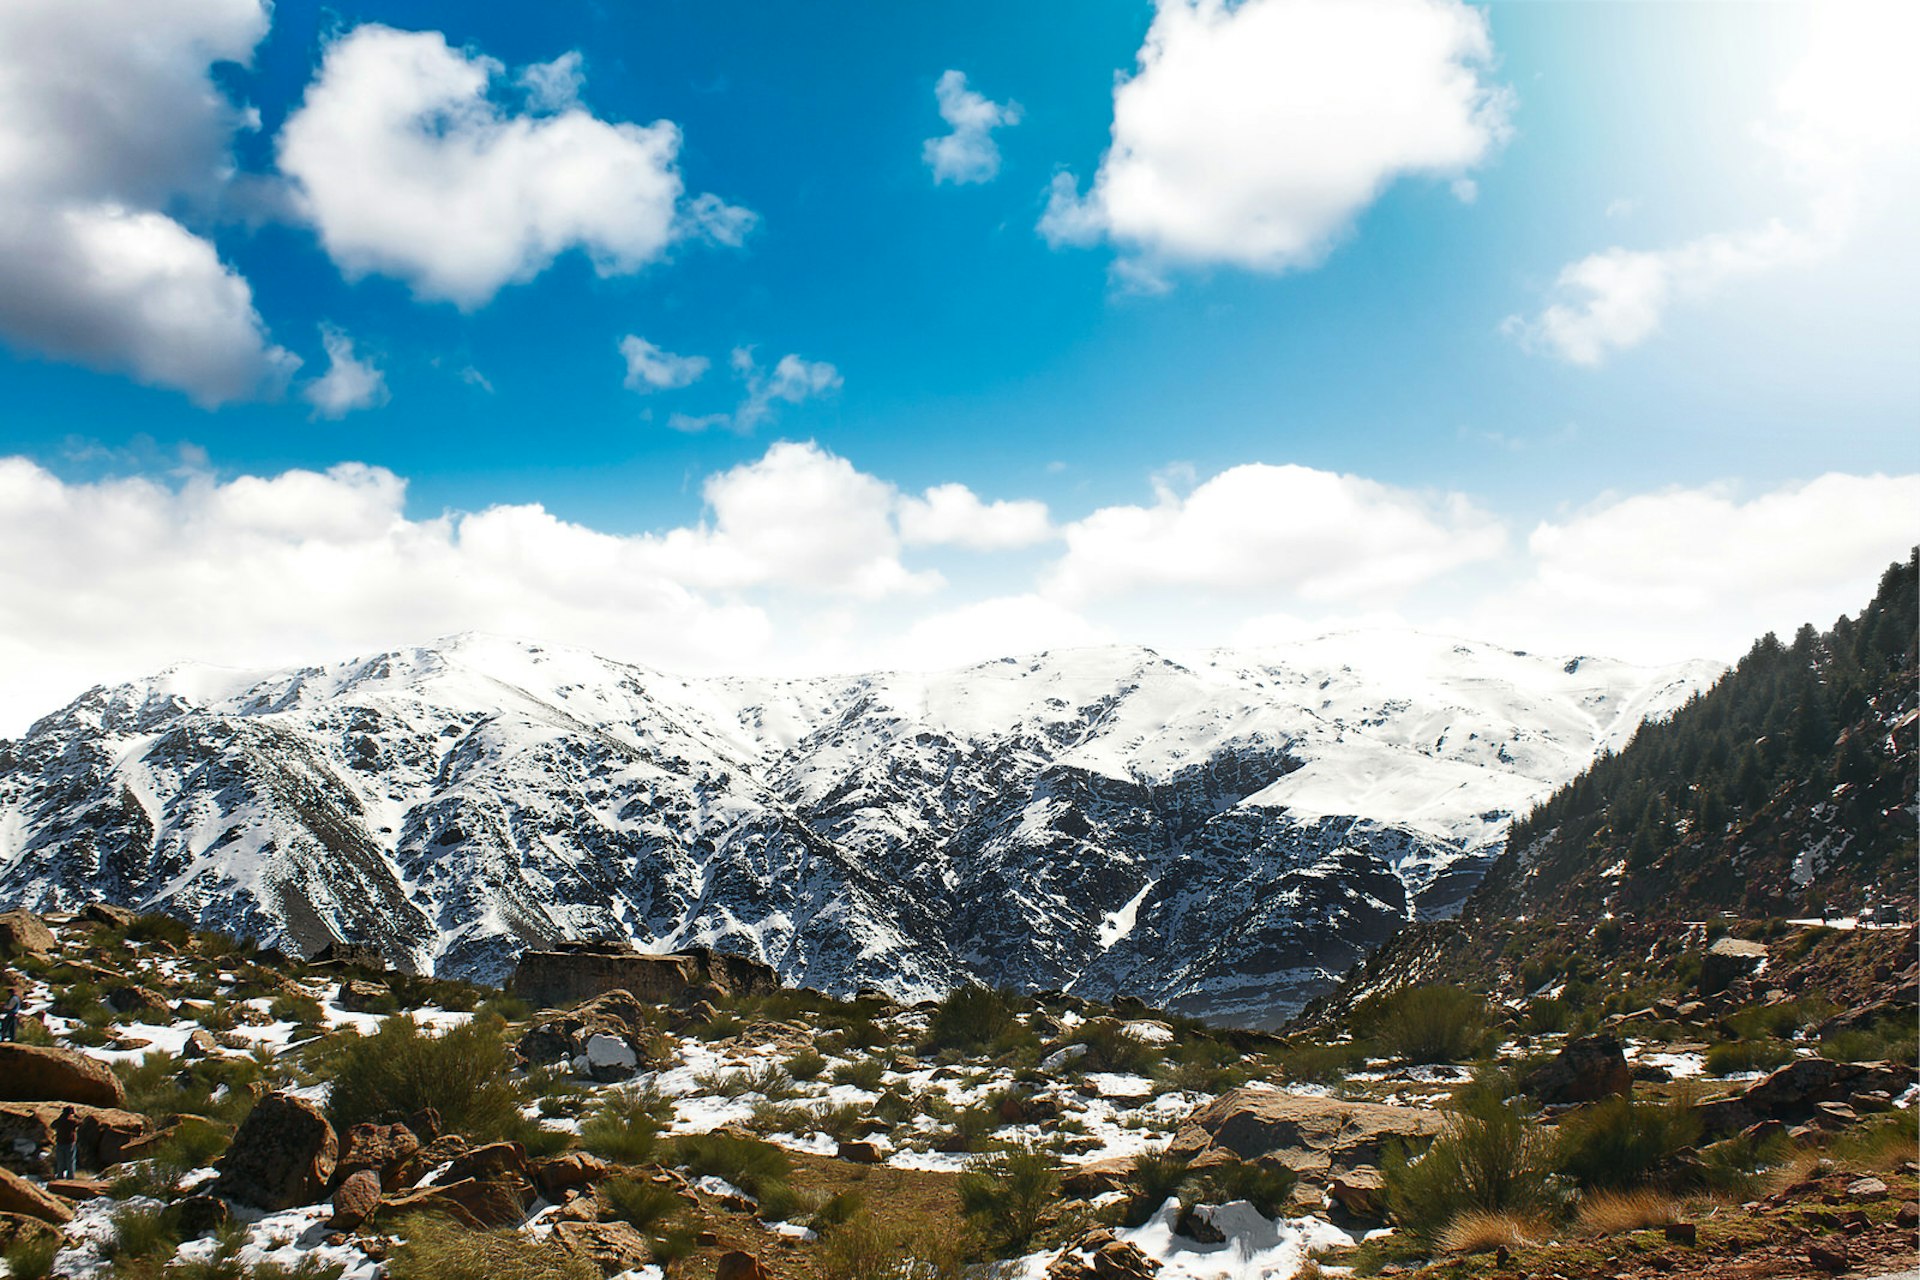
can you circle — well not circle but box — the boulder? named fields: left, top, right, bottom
left=103, top=985, right=171, bottom=1021
left=1845, top=1176, right=1888, bottom=1202
left=1046, top=1235, right=1162, bottom=1280
left=337, top=980, right=391, bottom=1013
left=550, top=1220, right=655, bottom=1275
left=182, top=1030, right=218, bottom=1059
left=334, top=1121, right=420, bottom=1192
left=531, top=1152, right=612, bottom=1201
left=1060, top=1154, right=1137, bottom=1199
left=583, top=1033, right=637, bottom=1076
left=836, top=1139, right=886, bottom=1165
left=1166, top=1088, right=1443, bottom=1176
left=1700, top=937, right=1768, bottom=995
left=0, top=1044, right=127, bottom=1107
left=80, top=904, right=139, bottom=930
left=1328, top=1165, right=1387, bottom=1219
left=0, top=911, right=53, bottom=959
left=516, top=989, right=651, bottom=1067
left=1520, top=1035, right=1631, bottom=1104
left=0, top=1165, right=72, bottom=1225
left=328, top=1169, right=383, bottom=1230
left=171, top=1195, right=231, bottom=1238
left=209, top=1092, right=338, bottom=1211
left=715, top=1252, right=776, bottom=1280
left=0, top=1210, right=62, bottom=1254
left=0, top=1103, right=149, bottom=1174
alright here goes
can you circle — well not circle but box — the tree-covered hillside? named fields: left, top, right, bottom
left=1470, top=550, right=1917, bottom=922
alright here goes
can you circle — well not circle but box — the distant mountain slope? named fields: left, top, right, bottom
left=0, top=631, right=1714, bottom=1025
left=1301, top=551, right=1918, bottom=1024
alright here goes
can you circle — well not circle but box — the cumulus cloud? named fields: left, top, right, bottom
left=302, top=325, right=390, bottom=419
left=898, top=484, right=1053, bottom=550
left=1040, top=0, right=1511, bottom=278
left=620, top=335, right=709, bottom=392
left=276, top=26, right=754, bottom=307
left=1507, top=5, right=1920, bottom=364
left=1045, top=463, right=1506, bottom=603
left=923, top=70, right=1023, bottom=185
left=0, top=0, right=295, bottom=404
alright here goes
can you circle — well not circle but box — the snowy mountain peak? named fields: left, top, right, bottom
left=0, top=632, right=1720, bottom=1025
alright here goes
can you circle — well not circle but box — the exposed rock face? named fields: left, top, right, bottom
left=0, top=1165, right=71, bottom=1224
left=1701, top=937, right=1770, bottom=995
left=210, top=1092, right=338, bottom=1211
left=0, top=1044, right=127, bottom=1108
left=0, top=634, right=1712, bottom=1024
left=1698, top=1057, right=1916, bottom=1135
left=1167, top=1088, right=1443, bottom=1176
left=510, top=945, right=777, bottom=1011
left=334, top=1121, right=420, bottom=1192
left=0, top=910, right=54, bottom=958
left=1328, top=1165, right=1387, bottom=1218
left=0, top=1103, right=149, bottom=1174
left=515, top=989, right=654, bottom=1068
left=1521, top=1034, right=1632, bottom=1104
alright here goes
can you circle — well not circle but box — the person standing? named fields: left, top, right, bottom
left=0, top=986, right=20, bottom=1042
left=52, top=1106, right=79, bottom=1179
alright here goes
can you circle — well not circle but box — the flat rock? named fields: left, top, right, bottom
left=0, top=1044, right=127, bottom=1108
left=1166, top=1088, right=1443, bottom=1175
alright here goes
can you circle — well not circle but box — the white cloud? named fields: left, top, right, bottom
left=1044, top=463, right=1507, bottom=603
left=672, top=348, right=843, bottom=432
left=1507, top=4, right=1920, bottom=365
left=898, top=484, right=1053, bottom=550
left=518, top=51, right=584, bottom=112
left=0, top=0, right=295, bottom=404
left=1470, top=473, right=1920, bottom=660
left=924, top=70, right=1023, bottom=185
left=620, top=335, right=709, bottom=392
left=1040, top=0, right=1511, bottom=277
left=896, top=595, right=1110, bottom=670
left=276, top=26, right=753, bottom=307
left=303, top=325, right=390, bottom=419
left=640, top=442, right=938, bottom=598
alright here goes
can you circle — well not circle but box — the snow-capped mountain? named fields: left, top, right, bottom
left=0, top=633, right=1719, bottom=1024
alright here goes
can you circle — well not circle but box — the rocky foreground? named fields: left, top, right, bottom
left=0, top=906, right=1916, bottom=1280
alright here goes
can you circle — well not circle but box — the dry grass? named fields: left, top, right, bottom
left=1439, top=1209, right=1543, bottom=1254
left=1575, top=1188, right=1682, bottom=1235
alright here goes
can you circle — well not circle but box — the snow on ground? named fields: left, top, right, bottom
left=1010, top=1198, right=1354, bottom=1280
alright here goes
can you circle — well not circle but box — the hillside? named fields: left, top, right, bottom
left=0, top=632, right=1713, bottom=1026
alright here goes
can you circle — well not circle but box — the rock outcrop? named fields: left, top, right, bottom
left=0, top=1044, right=127, bottom=1108
left=0, top=911, right=54, bottom=959
left=509, top=943, right=778, bottom=1011
left=1166, top=1088, right=1444, bottom=1177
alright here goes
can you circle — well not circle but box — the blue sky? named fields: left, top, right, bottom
left=0, top=0, right=1915, bottom=730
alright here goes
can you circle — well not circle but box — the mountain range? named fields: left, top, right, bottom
left=0, top=631, right=1716, bottom=1025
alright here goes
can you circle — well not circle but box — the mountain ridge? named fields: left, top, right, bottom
left=0, top=630, right=1718, bottom=1025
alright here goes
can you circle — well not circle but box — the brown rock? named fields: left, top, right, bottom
left=209, top=1091, right=338, bottom=1211
left=1520, top=1035, right=1631, bottom=1104
left=715, top=1250, right=774, bottom=1280
left=1805, top=1241, right=1850, bottom=1272
left=1662, top=1221, right=1697, bottom=1246
left=443, top=1141, right=535, bottom=1188
left=0, top=1044, right=127, bottom=1107
left=1328, top=1165, right=1387, bottom=1219
left=1167, top=1088, right=1444, bottom=1176
left=80, top=904, right=139, bottom=930
left=1060, top=1154, right=1137, bottom=1199
left=550, top=1220, right=654, bottom=1275
left=0, top=1165, right=72, bottom=1224
left=1091, top=1239, right=1161, bottom=1279
left=45, top=1177, right=110, bottom=1200
left=337, top=979, right=391, bottom=1013
left=510, top=944, right=777, bottom=1012
left=1844, top=1176, right=1888, bottom=1202
left=103, top=985, right=170, bottom=1020
left=1895, top=1202, right=1918, bottom=1228
left=0, top=1102, right=150, bottom=1174
left=335, top=1122, right=421, bottom=1192
left=181, top=1029, right=218, bottom=1059
left=329, top=1168, right=382, bottom=1230
left=0, top=1210, right=62, bottom=1253
left=172, top=1194, right=231, bottom=1238
left=516, top=989, right=652, bottom=1066
left=380, top=1182, right=484, bottom=1229
left=531, top=1151, right=612, bottom=1201
left=836, top=1139, right=886, bottom=1164
left=1174, top=1203, right=1226, bottom=1243
left=0, top=911, right=54, bottom=959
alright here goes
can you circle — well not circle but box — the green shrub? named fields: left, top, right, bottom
left=321, top=1015, right=525, bottom=1141
left=126, top=913, right=192, bottom=946
left=268, top=993, right=325, bottom=1026
left=1120, top=1147, right=1191, bottom=1226
left=1067, top=1019, right=1160, bottom=1076
left=1363, top=985, right=1496, bottom=1065
left=955, top=1146, right=1059, bottom=1256
left=1703, top=1039, right=1793, bottom=1076
left=385, top=1214, right=596, bottom=1280
left=1697, top=1126, right=1791, bottom=1196
left=600, top=1176, right=684, bottom=1234
left=816, top=1210, right=964, bottom=1280
left=2, top=1233, right=60, bottom=1280
left=675, top=1131, right=792, bottom=1199
left=830, top=1055, right=887, bottom=1091
left=578, top=1086, right=669, bottom=1164
left=925, top=986, right=1017, bottom=1053
left=1819, top=1017, right=1918, bottom=1066
left=1524, top=997, right=1570, bottom=1034
left=106, top=1204, right=177, bottom=1262
left=785, top=1048, right=828, bottom=1080
left=1383, top=1092, right=1549, bottom=1243
left=1190, top=1159, right=1297, bottom=1217
left=1551, top=1096, right=1701, bottom=1191
left=1271, top=1039, right=1372, bottom=1085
